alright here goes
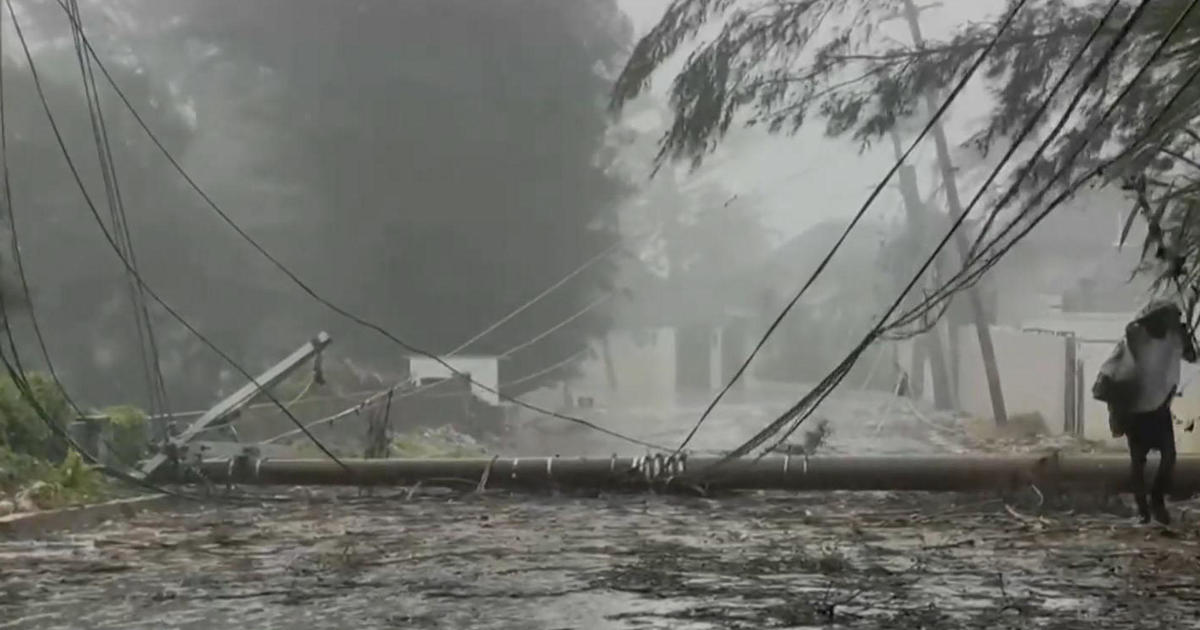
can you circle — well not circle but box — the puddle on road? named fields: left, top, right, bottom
left=3, top=490, right=1200, bottom=629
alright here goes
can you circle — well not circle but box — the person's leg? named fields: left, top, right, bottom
left=1152, top=408, right=1177, bottom=525
left=1127, top=430, right=1151, bottom=523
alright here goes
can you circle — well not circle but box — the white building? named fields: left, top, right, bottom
left=407, top=355, right=500, bottom=406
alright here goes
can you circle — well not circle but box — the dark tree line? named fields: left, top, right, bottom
left=2, top=0, right=634, bottom=410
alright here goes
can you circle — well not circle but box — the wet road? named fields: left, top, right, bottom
left=4, top=391, right=1192, bottom=629
left=3, top=488, right=1200, bottom=629
left=519, top=389, right=968, bottom=458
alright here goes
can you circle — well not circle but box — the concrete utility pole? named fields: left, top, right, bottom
left=889, top=130, right=954, bottom=411
left=136, top=333, right=333, bottom=480
left=895, top=0, right=1009, bottom=425
left=177, top=453, right=1200, bottom=494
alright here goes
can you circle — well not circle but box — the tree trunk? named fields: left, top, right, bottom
left=900, top=0, right=1008, bottom=425
left=890, top=132, right=955, bottom=411
left=908, top=334, right=926, bottom=399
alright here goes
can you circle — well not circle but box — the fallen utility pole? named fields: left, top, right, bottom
left=136, top=332, right=332, bottom=480
left=168, top=454, right=1200, bottom=494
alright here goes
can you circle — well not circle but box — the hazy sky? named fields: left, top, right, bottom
left=616, top=0, right=1006, bottom=241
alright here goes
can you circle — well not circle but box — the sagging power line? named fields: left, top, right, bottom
left=708, top=0, right=1185, bottom=471
left=6, top=0, right=354, bottom=476
left=672, top=0, right=1035, bottom=455
left=52, top=7, right=662, bottom=453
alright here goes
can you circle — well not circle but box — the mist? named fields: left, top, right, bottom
left=0, top=0, right=1157, bottom=456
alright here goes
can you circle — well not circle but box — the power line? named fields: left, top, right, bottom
left=0, top=18, right=233, bottom=502
left=897, top=52, right=1200, bottom=337
left=7, top=0, right=353, bottom=476
left=252, top=263, right=643, bottom=448
left=882, top=0, right=1131, bottom=329
left=63, top=0, right=173, bottom=434
left=56, top=10, right=669, bottom=453
left=492, top=347, right=590, bottom=389
left=244, top=246, right=646, bottom=449
left=889, top=0, right=1200, bottom=335
left=671, top=0, right=1035, bottom=455
left=256, top=237, right=635, bottom=439
left=496, top=293, right=611, bottom=359
left=259, top=348, right=592, bottom=445
left=728, top=0, right=1170, bottom=463
left=446, top=241, right=623, bottom=357
left=760, top=0, right=1162, bottom=455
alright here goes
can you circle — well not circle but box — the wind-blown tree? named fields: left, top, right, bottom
left=612, top=0, right=1200, bottom=325
left=605, top=95, right=771, bottom=281
left=124, top=0, right=636, bottom=396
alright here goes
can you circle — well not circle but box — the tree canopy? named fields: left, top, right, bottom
left=614, top=0, right=1200, bottom=318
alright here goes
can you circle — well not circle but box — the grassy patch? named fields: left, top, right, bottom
left=0, top=448, right=109, bottom=511
left=390, top=427, right=487, bottom=458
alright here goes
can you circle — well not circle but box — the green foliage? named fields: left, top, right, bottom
left=0, top=447, right=108, bottom=510
left=101, top=405, right=150, bottom=465
left=53, top=449, right=105, bottom=500
left=390, top=427, right=487, bottom=459
left=616, top=0, right=1200, bottom=329
left=613, top=0, right=1165, bottom=174
left=0, top=373, right=69, bottom=460
left=0, top=446, right=50, bottom=495
left=0, top=370, right=117, bottom=510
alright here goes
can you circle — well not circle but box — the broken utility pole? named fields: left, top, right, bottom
left=172, top=453, right=1200, bottom=494
left=136, top=332, right=332, bottom=480
left=895, top=0, right=1009, bottom=426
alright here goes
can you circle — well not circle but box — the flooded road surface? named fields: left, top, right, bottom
left=3, top=488, right=1200, bottom=629
left=2, top=391, right=1183, bottom=629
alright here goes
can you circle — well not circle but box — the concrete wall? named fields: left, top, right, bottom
left=1075, top=340, right=1200, bottom=452
left=897, top=310, right=1200, bottom=451
left=1020, top=313, right=1129, bottom=446
left=1169, top=367, right=1200, bottom=454
left=955, top=326, right=1070, bottom=431
left=1020, top=311, right=1200, bottom=452
left=409, top=356, right=499, bottom=406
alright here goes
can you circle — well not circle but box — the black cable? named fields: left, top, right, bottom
left=889, top=0, right=1200, bottom=335
left=5, top=0, right=355, bottom=476
left=0, top=13, right=284, bottom=503
left=63, top=0, right=172, bottom=430
left=705, top=0, right=1162, bottom=466
left=674, top=0, right=1035, bottom=454
left=961, top=0, right=1126, bottom=262
left=759, top=0, right=1163, bottom=456
left=55, top=4, right=671, bottom=454
left=771, top=0, right=1188, bottom=456
left=77, top=0, right=174, bottom=430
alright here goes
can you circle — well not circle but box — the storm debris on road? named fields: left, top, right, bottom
left=2, top=489, right=1199, bottom=629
